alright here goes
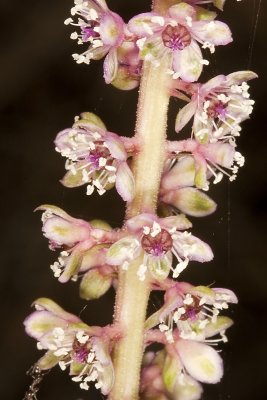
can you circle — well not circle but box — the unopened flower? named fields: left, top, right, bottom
left=128, top=2, right=232, bottom=82
left=24, top=298, right=114, bottom=395
left=107, top=214, right=213, bottom=281
left=110, top=41, right=142, bottom=90
left=55, top=112, right=135, bottom=201
left=175, top=71, right=257, bottom=145
left=37, top=205, right=118, bottom=282
left=66, top=0, right=126, bottom=83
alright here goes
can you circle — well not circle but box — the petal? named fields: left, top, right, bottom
left=200, top=75, right=226, bottom=96
left=38, top=351, right=59, bottom=370
left=60, top=165, right=85, bottom=188
left=192, top=20, right=232, bottom=46
left=77, top=112, right=107, bottom=131
left=225, top=70, right=258, bottom=86
left=36, top=204, right=78, bottom=223
left=213, top=287, right=238, bottom=303
left=176, top=340, right=223, bottom=383
left=168, top=3, right=196, bottom=22
left=161, top=156, right=196, bottom=191
left=115, top=162, right=135, bottom=201
left=128, top=12, right=163, bottom=36
left=162, top=188, right=217, bottom=217
left=99, top=12, right=124, bottom=47
left=24, top=310, right=67, bottom=339
left=126, top=214, right=157, bottom=232
left=79, top=269, right=112, bottom=300
left=175, top=101, right=198, bottom=133
left=148, top=253, right=172, bottom=281
left=58, top=247, right=84, bottom=283
left=172, top=42, right=203, bottom=83
left=80, top=244, right=108, bottom=272
left=204, top=316, right=233, bottom=338
left=32, top=298, right=81, bottom=322
left=174, top=233, right=213, bottom=262
left=163, top=353, right=182, bottom=392
left=105, top=133, right=127, bottom=160
left=161, top=214, right=192, bottom=230
left=173, top=374, right=203, bottom=400
left=193, top=154, right=208, bottom=190
left=201, top=143, right=235, bottom=169
left=103, top=48, right=118, bottom=84
left=43, top=217, right=90, bottom=246
left=106, top=236, right=140, bottom=265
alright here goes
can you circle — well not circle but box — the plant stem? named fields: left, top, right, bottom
left=109, top=54, right=172, bottom=399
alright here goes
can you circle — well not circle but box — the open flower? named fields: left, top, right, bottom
left=107, top=214, right=213, bottom=281
left=65, top=0, right=126, bottom=83
left=55, top=112, right=135, bottom=201
left=175, top=71, right=257, bottom=144
left=37, top=205, right=117, bottom=283
left=128, top=2, right=232, bottom=82
left=146, top=282, right=237, bottom=342
left=24, top=298, right=114, bottom=394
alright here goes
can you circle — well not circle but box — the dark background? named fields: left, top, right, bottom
left=1, top=0, right=266, bottom=399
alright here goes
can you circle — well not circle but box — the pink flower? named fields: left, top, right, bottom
left=107, top=214, right=213, bottom=281
left=175, top=71, right=257, bottom=145
left=24, top=298, right=114, bottom=394
left=146, top=282, right=237, bottom=341
left=37, top=205, right=117, bottom=283
left=55, top=112, right=135, bottom=201
left=65, top=0, right=127, bottom=83
left=128, top=2, right=232, bottom=82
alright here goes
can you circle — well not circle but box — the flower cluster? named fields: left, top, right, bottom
left=141, top=282, right=237, bottom=399
left=24, top=1, right=253, bottom=399
left=65, top=1, right=234, bottom=86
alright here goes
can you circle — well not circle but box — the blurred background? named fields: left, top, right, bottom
left=0, top=0, right=266, bottom=399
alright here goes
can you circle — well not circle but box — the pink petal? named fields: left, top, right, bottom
left=58, top=247, right=84, bottom=283
left=161, top=214, right=192, bottom=230
left=43, top=217, right=90, bottom=246
left=128, top=12, right=163, bottom=36
left=32, top=298, right=81, bottom=322
left=126, top=214, right=157, bottom=233
left=168, top=3, right=196, bottom=22
left=225, top=70, right=258, bottom=86
left=201, top=143, right=235, bottom=169
left=176, top=340, right=223, bottom=383
left=161, top=156, right=196, bottom=191
left=172, top=42, right=203, bottom=83
left=103, top=48, right=118, bottom=84
left=115, top=162, right=135, bottom=201
left=192, top=20, right=232, bottom=46
left=24, top=310, right=67, bottom=339
left=175, top=100, right=198, bottom=133
left=200, top=75, right=226, bottom=96
left=99, top=12, right=124, bottom=47
left=105, top=133, right=127, bottom=160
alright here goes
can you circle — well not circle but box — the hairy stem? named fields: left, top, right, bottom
left=109, top=56, right=172, bottom=400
